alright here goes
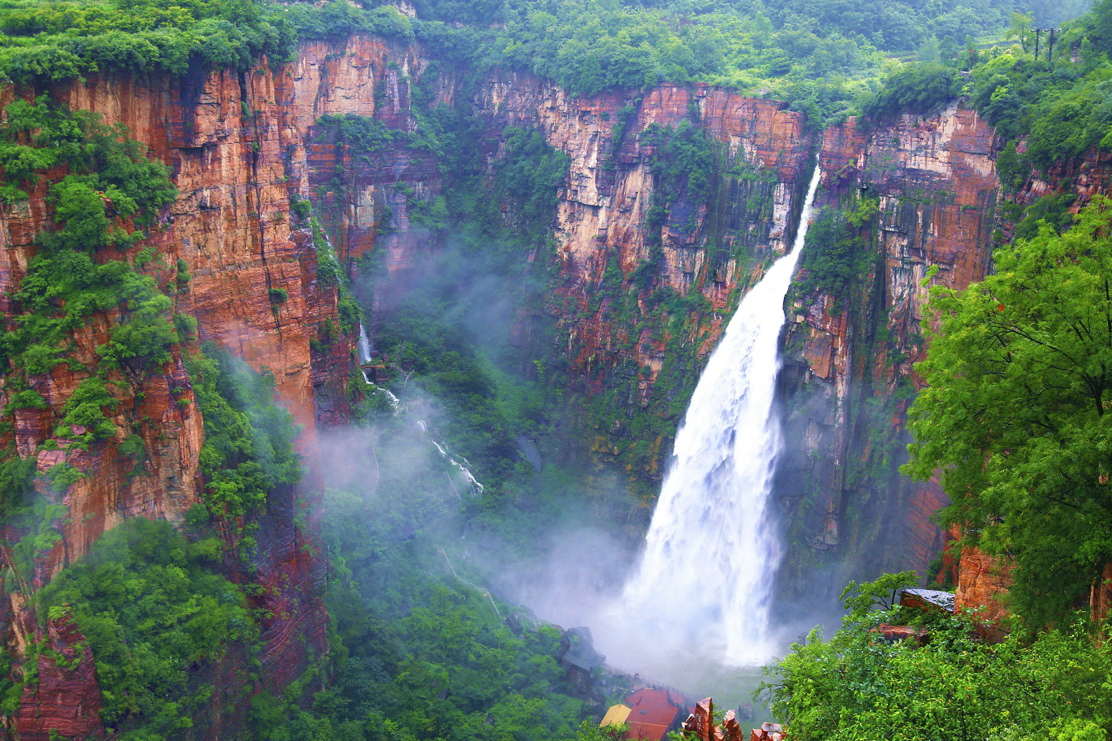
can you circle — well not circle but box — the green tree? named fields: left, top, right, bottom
left=904, top=197, right=1112, bottom=626
left=762, top=575, right=1112, bottom=741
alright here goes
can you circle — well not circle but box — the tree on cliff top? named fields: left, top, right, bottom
left=904, top=196, right=1112, bottom=627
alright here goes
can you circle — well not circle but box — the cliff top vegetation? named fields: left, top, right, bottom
left=0, top=0, right=1096, bottom=126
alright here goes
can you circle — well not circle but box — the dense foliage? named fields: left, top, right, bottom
left=640, top=121, right=716, bottom=231
left=245, top=466, right=596, bottom=741
left=186, top=344, right=302, bottom=521
left=0, top=99, right=179, bottom=391
left=856, top=0, right=1112, bottom=166
left=36, top=518, right=256, bottom=739
left=796, top=198, right=878, bottom=304
left=0, top=95, right=185, bottom=612
left=0, top=0, right=299, bottom=82
left=1, top=0, right=1090, bottom=129
left=762, top=574, right=1112, bottom=740
left=355, top=111, right=576, bottom=524
left=905, top=197, right=1112, bottom=627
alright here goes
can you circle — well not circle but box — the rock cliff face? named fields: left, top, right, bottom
left=473, top=75, right=813, bottom=489
left=0, top=59, right=343, bottom=738
left=953, top=546, right=1013, bottom=640
left=774, top=103, right=999, bottom=604
left=13, top=616, right=104, bottom=741
left=299, top=40, right=815, bottom=491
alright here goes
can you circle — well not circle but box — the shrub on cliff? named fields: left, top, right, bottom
left=858, top=62, right=958, bottom=122
left=0, top=0, right=298, bottom=83
left=795, top=200, right=876, bottom=309
left=0, top=98, right=179, bottom=395
left=186, top=344, right=302, bottom=521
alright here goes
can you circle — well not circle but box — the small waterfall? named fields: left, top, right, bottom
left=418, top=421, right=485, bottom=496
left=357, top=322, right=481, bottom=495
left=358, top=325, right=374, bottom=384
left=618, top=166, right=823, bottom=665
left=378, top=387, right=403, bottom=415
left=358, top=324, right=373, bottom=363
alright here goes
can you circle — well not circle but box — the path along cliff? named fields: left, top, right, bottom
left=1, top=31, right=1110, bottom=738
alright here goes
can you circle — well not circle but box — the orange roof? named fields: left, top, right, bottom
left=624, top=688, right=684, bottom=741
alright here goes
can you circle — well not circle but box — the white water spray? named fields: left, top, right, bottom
left=617, top=166, right=822, bottom=665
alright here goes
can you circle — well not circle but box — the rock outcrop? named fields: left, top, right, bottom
left=13, top=615, right=104, bottom=741
left=1093, top=563, right=1112, bottom=623
left=0, top=56, right=346, bottom=737
left=953, top=546, right=1013, bottom=641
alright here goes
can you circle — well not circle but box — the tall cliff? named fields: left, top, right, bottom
left=0, top=38, right=821, bottom=734
left=296, top=37, right=814, bottom=506
left=773, top=103, right=999, bottom=605
left=0, top=60, right=346, bottom=739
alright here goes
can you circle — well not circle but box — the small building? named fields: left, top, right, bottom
left=600, top=704, right=632, bottom=729
left=623, top=688, right=686, bottom=741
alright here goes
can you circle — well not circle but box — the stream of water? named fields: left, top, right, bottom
left=615, top=166, right=823, bottom=666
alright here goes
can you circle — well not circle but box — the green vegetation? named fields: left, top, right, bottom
left=350, top=111, right=573, bottom=521
left=905, top=197, right=1112, bottom=628
left=186, top=344, right=301, bottom=520
left=641, top=121, right=716, bottom=231
left=795, top=199, right=877, bottom=304
left=0, top=0, right=298, bottom=83
left=5, top=0, right=1112, bottom=739
left=859, top=0, right=1112, bottom=173
left=1, top=0, right=1085, bottom=130
left=857, top=62, right=958, bottom=122
left=762, top=573, right=1112, bottom=739
left=244, top=470, right=595, bottom=741
left=316, top=114, right=399, bottom=158
left=0, top=96, right=187, bottom=618
left=0, top=99, right=179, bottom=385
left=36, top=518, right=256, bottom=739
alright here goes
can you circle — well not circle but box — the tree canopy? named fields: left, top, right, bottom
left=762, top=574, right=1112, bottom=740
left=905, top=197, right=1112, bottom=627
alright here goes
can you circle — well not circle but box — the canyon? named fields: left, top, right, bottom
left=1, top=31, right=1109, bottom=738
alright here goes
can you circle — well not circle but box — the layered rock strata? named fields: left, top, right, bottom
left=775, top=103, right=999, bottom=602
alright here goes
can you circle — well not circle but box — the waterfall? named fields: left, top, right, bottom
left=358, top=324, right=372, bottom=365
left=618, top=166, right=822, bottom=665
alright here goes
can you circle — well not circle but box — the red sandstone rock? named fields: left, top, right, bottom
left=778, top=103, right=999, bottom=588
left=955, top=546, right=1013, bottom=641
left=14, top=615, right=105, bottom=741
left=684, top=698, right=715, bottom=741
left=869, top=623, right=929, bottom=646
left=1093, top=563, right=1112, bottom=623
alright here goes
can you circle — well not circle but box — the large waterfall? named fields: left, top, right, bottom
left=618, top=166, right=823, bottom=665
